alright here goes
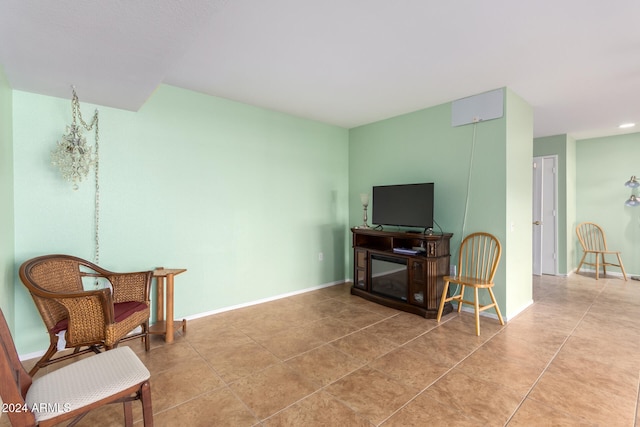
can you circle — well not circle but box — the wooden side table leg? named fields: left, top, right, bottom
left=156, top=276, right=165, bottom=324
left=166, top=273, right=175, bottom=343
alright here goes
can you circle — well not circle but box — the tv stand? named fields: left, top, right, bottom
left=351, top=228, right=453, bottom=318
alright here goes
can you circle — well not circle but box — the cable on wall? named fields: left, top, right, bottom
left=51, top=87, right=101, bottom=266
left=451, top=122, right=478, bottom=292
left=460, top=121, right=478, bottom=246
left=71, top=88, right=100, bottom=266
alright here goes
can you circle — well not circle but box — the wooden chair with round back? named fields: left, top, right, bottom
left=576, top=222, right=627, bottom=280
left=436, top=232, right=504, bottom=336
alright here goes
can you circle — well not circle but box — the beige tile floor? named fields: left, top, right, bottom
left=4, top=272, right=640, bottom=426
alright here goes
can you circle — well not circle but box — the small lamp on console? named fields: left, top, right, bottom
left=358, top=193, right=371, bottom=229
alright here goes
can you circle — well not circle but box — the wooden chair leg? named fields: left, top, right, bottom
left=458, top=285, right=466, bottom=313
left=488, top=288, right=505, bottom=325
left=29, top=341, right=58, bottom=376
left=144, top=321, right=150, bottom=352
left=436, top=280, right=450, bottom=322
left=594, top=253, right=600, bottom=280
left=618, top=254, right=628, bottom=281
left=474, top=288, right=480, bottom=336
left=601, top=253, right=607, bottom=277
left=576, top=253, right=587, bottom=274
left=123, top=401, right=133, bottom=427
left=140, top=381, right=153, bottom=427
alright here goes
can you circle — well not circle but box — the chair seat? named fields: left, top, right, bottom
left=443, top=275, right=494, bottom=288
left=51, top=301, right=148, bottom=334
left=583, top=249, right=620, bottom=255
left=25, top=347, right=150, bottom=423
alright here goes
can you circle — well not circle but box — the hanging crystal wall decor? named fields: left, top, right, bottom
left=51, top=124, right=95, bottom=190
left=49, top=87, right=102, bottom=267
left=50, top=88, right=99, bottom=191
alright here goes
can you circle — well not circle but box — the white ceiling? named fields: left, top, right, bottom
left=1, top=0, right=639, bottom=139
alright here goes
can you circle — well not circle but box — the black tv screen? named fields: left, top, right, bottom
left=372, top=183, right=434, bottom=229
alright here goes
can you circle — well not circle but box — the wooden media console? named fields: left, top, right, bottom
left=351, top=227, right=453, bottom=318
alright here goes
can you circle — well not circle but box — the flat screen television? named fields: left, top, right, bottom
left=372, top=183, right=434, bottom=230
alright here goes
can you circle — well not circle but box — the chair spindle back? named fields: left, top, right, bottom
left=458, top=232, right=502, bottom=282
left=576, top=222, right=608, bottom=252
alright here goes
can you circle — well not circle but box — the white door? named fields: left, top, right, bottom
left=532, top=160, right=543, bottom=275
left=532, top=156, right=558, bottom=275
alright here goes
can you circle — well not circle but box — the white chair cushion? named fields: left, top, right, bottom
left=25, top=346, right=150, bottom=422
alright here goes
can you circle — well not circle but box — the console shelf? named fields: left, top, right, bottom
left=351, top=227, right=453, bottom=318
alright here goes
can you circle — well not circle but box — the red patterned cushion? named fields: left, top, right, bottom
left=114, top=301, right=147, bottom=322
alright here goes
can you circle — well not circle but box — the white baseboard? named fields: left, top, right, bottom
left=457, top=298, right=533, bottom=322
left=183, top=279, right=346, bottom=322
left=574, top=267, right=628, bottom=279
left=19, top=326, right=146, bottom=362
left=19, top=349, right=47, bottom=363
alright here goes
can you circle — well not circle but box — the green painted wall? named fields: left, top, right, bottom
left=576, top=132, right=640, bottom=276
left=348, top=88, right=533, bottom=318
left=566, top=135, right=577, bottom=271
left=533, top=134, right=577, bottom=275
left=0, top=66, right=15, bottom=332
left=504, top=89, right=533, bottom=314
left=12, top=85, right=349, bottom=355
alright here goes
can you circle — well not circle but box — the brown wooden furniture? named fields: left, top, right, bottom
left=576, top=222, right=627, bottom=280
left=0, top=306, right=153, bottom=426
left=149, top=268, right=187, bottom=343
left=19, top=255, right=152, bottom=375
left=436, top=232, right=504, bottom=336
left=351, top=227, right=453, bottom=318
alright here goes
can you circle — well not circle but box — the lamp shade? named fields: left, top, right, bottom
left=625, top=176, right=640, bottom=188
left=625, top=195, right=640, bottom=207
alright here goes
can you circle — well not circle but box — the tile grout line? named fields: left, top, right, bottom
left=192, top=294, right=402, bottom=425
left=253, top=320, right=399, bottom=424
left=258, top=303, right=451, bottom=425
left=503, top=280, right=609, bottom=425
left=376, top=317, right=504, bottom=426
left=184, top=326, right=266, bottom=424
left=634, top=370, right=640, bottom=427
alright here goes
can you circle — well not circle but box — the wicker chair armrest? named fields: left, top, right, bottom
left=54, top=289, right=114, bottom=346
left=21, top=280, right=109, bottom=302
left=105, top=271, right=152, bottom=304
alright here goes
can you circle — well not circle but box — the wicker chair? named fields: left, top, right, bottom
left=19, top=254, right=152, bottom=376
left=0, top=306, right=153, bottom=426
